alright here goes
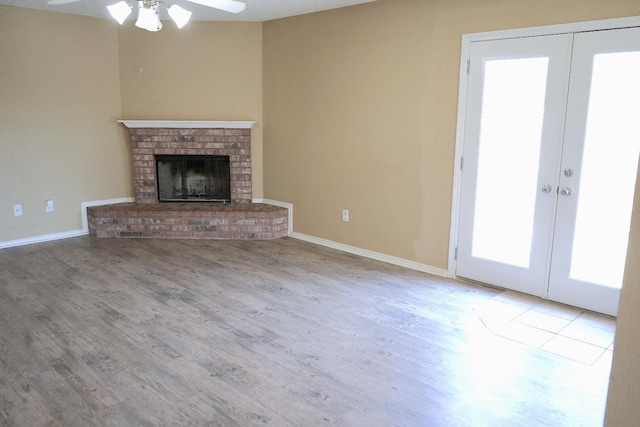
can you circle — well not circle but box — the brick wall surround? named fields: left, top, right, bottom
left=130, top=127, right=252, bottom=204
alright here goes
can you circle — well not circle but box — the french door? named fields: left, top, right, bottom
left=456, top=27, right=640, bottom=316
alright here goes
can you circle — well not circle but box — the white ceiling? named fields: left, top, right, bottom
left=0, top=0, right=378, bottom=22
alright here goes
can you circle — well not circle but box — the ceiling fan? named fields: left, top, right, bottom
left=46, top=0, right=246, bottom=31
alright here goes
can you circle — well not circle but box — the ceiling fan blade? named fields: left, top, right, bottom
left=47, top=0, right=83, bottom=4
left=186, top=0, right=246, bottom=14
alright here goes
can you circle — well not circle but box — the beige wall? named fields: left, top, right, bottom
left=263, top=0, right=640, bottom=269
left=0, top=6, right=127, bottom=242
left=118, top=21, right=264, bottom=198
left=605, top=168, right=640, bottom=425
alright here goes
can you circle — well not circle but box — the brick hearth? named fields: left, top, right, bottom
left=88, top=121, right=288, bottom=240
left=88, top=203, right=288, bottom=240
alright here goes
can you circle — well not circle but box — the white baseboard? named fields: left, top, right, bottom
left=289, top=231, right=449, bottom=278
left=0, top=229, right=87, bottom=250
left=0, top=197, right=134, bottom=250
left=258, top=198, right=446, bottom=277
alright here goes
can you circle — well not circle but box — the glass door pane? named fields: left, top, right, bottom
left=569, top=52, right=640, bottom=288
left=472, top=58, right=549, bottom=268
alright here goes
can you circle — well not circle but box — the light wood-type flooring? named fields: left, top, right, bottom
left=0, top=237, right=613, bottom=426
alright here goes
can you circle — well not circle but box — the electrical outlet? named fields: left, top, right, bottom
left=45, top=199, right=54, bottom=213
left=13, top=204, right=23, bottom=217
left=342, top=209, right=349, bottom=222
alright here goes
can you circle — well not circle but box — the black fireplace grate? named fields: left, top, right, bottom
left=156, top=155, right=231, bottom=202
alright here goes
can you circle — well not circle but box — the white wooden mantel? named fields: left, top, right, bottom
left=117, top=120, right=256, bottom=129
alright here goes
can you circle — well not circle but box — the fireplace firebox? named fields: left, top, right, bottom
left=156, top=155, right=230, bottom=202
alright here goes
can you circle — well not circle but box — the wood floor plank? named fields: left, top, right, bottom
left=0, top=236, right=612, bottom=426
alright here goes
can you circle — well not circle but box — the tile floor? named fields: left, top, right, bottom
left=474, top=290, right=615, bottom=366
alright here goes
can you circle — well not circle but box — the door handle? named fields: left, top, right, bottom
left=541, top=184, right=553, bottom=194
left=560, top=187, right=572, bottom=196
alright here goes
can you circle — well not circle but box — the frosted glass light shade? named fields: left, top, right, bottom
left=168, top=4, right=192, bottom=28
left=135, top=1, right=162, bottom=32
left=107, top=1, right=132, bottom=24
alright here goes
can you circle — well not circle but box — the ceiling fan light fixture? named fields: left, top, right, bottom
left=135, top=1, right=162, bottom=32
left=168, top=4, right=192, bottom=29
left=101, top=0, right=246, bottom=31
left=107, top=1, right=132, bottom=25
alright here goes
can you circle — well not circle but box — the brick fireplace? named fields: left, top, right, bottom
left=87, top=121, right=288, bottom=240
left=129, top=122, right=252, bottom=204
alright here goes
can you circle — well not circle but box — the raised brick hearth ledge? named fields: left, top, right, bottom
left=88, top=203, right=288, bottom=240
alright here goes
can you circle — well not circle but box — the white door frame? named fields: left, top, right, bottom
left=448, top=15, right=640, bottom=279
